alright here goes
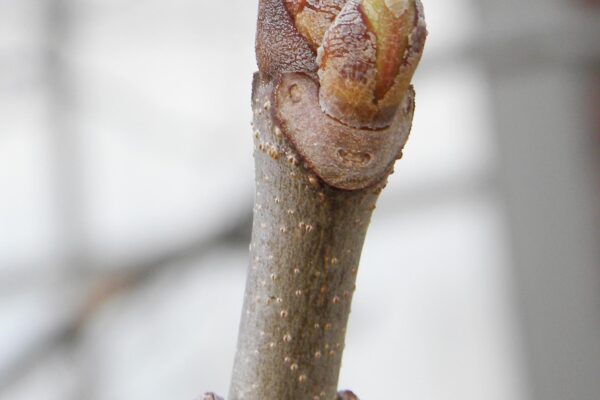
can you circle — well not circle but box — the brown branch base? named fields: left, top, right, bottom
left=202, top=390, right=359, bottom=400
left=337, top=390, right=360, bottom=400
left=202, top=394, right=224, bottom=400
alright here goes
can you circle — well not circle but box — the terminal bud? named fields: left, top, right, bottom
left=318, top=0, right=426, bottom=128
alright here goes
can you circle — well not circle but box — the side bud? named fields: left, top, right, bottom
left=318, top=0, right=426, bottom=129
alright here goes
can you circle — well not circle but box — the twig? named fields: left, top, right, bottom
left=225, top=1, right=427, bottom=398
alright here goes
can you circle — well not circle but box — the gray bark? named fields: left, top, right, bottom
left=227, top=74, right=413, bottom=400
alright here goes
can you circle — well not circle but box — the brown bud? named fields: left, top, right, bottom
left=257, top=0, right=426, bottom=129
left=318, top=0, right=426, bottom=129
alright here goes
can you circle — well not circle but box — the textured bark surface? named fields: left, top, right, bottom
left=228, top=75, right=386, bottom=400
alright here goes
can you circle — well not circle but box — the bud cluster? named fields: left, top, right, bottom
left=259, top=0, right=426, bottom=129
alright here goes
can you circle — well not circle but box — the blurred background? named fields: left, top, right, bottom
left=0, top=0, right=599, bottom=399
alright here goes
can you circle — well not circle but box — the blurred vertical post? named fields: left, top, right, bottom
left=476, top=1, right=600, bottom=399
left=44, top=0, right=89, bottom=270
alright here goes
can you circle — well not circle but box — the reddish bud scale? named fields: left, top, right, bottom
left=362, top=0, right=416, bottom=100
left=318, top=0, right=426, bottom=128
left=285, top=0, right=346, bottom=49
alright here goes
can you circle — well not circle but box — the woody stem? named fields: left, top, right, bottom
left=228, top=75, right=381, bottom=400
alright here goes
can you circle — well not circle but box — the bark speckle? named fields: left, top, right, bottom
left=308, top=175, right=320, bottom=188
left=267, top=145, right=280, bottom=160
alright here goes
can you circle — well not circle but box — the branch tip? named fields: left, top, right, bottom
left=318, top=0, right=426, bottom=128
left=257, top=0, right=426, bottom=129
